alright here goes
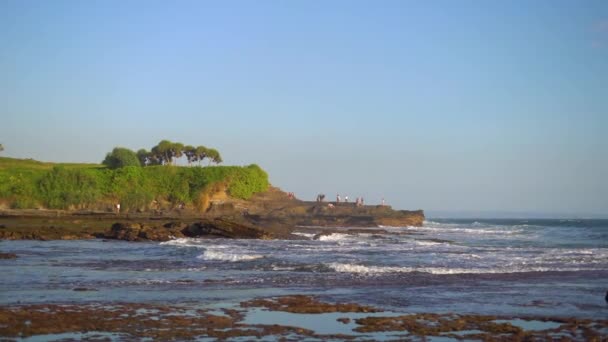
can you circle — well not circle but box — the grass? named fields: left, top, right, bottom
left=0, top=157, right=269, bottom=211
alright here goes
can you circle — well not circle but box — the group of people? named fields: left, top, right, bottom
left=315, top=193, right=389, bottom=207
left=336, top=194, right=364, bottom=205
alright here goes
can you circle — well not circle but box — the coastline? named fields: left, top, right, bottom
left=1, top=217, right=606, bottom=341
left=0, top=190, right=425, bottom=241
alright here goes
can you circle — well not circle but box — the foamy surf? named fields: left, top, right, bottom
left=316, top=233, right=352, bottom=241
left=326, top=262, right=600, bottom=275
left=198, top=250, right=263, bottom=262
left=159, top=238, right=202, bottom=248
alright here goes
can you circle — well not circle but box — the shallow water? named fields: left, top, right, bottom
left=1, top=218, right=607, bottom=320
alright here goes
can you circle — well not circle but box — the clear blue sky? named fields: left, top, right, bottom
left=1, top=1, right=607, bottom=217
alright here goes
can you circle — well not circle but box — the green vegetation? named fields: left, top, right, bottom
left=102, top=147, right=141, bottom=169
left=119, top=140, right=222, bottom=167
left=0, top=157, right=269, bottom=211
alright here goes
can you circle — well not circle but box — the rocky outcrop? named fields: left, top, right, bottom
left=104, top=223, right=184, bottom=242
left=104, top=218, right=273, bottom=242
left=183, top=218, right=273, bottom=240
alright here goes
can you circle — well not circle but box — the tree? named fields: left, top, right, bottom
left=151, top=140, right=173, bottom=165
left=102, top=147, right=141, bottom=169
left=0, top=144, right=3, bottom=153
left=195, top=146, right=208, bottom=165
left=150, top=140, right=186, bottom=165
left=171, top=142, right=184, bottom=164
left=136, top=149, right=160, bottom=166
left=136, top=149, right=149, bottom=166
left=207, top=148, right=223, bottom=165
left=183, top=145, right=197, bottom=165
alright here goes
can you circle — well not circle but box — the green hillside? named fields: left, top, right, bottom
left=0, top=157, right=269, bottom=211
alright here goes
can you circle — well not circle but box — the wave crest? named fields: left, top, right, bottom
left=198, top=250, right=263, bottom=262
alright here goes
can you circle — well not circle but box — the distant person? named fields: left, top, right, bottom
left=381, top=198, right=385, bottom=206
left=361, top=197, right=364, bottom=206
left=337, top=194, right=341, bottom=203
left=345, top=195, right=349, bottom=203
left=116, top=203, right=121, bottom=214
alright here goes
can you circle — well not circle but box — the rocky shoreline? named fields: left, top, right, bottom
left=0, top=188, right=425, bottom=242
left=1, top=295, right=604, bottom=341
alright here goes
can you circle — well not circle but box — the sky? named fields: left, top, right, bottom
left=1, top=1, right=607, bottom=217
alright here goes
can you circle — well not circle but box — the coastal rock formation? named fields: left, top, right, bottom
left=104, top=223, right=183, bottom=242
left=0, top=187, right=424, bottom=241
left=103, top=218, right=273, bottom=242
left=232, top=188, right=425, bottom=228
left=183, top=218, right=273, bottom=240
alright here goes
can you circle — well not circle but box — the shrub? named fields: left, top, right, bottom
left=38, top=167, right=101, bottom=209
left=102, top=147, right=141, bottom=169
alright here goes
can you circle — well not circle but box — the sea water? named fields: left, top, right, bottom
left=1, top=219, right=607, bottom=319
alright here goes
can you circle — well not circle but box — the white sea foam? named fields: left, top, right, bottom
left=326, top=262, right=601, bottom=275
left=317, top=233, right=352, bottom=241
left=159, top=238, right=202, bottom=248
left=291, top=232, right=316, bottom=239
left=198, top=250, right=263, bottom=262
left=419, top=226, right=524, bottom=235
left=414, top=240, right=444, bottom=246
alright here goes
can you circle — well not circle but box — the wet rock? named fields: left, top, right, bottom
left=183, top=218, right=273, bottom=240
left=104, top=223, right=184, bottom=242
left=337, top=317, right=351, bottom=324
left=72, top=287, right=98, bottom=292
left=0, top=252, right=17, bottom=259
left=241, top=295, right=381, bottom=314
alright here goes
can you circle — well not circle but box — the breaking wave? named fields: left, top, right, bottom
left=198, top=250, right=263, bottom=262
left=326, top=262, right=600, bottom=275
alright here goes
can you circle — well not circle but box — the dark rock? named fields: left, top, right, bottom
left=104, top=222, right=184, bottom=242
left=0, top=252, right=17, bottom=259
left=183, top=218, right=273, bottom=239
left=73, top=287, right=98, bottom=292
left=163, top=221, right=188, bottom=230
left=337, top=317, right=351, bottom=324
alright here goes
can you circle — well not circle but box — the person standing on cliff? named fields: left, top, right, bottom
left=337, top=194, right=341, bottom=203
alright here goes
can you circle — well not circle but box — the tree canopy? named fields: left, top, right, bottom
left=103, top=140, right=223, bottom=168
left=102, top=147, right=141, bottom=169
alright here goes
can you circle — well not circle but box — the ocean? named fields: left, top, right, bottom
left=1, top=219, right=607, bottom=339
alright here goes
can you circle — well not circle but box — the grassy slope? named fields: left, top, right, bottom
left=0, top=157, right=102, bottom=170
left=0, top=157, right=269, bottom=211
